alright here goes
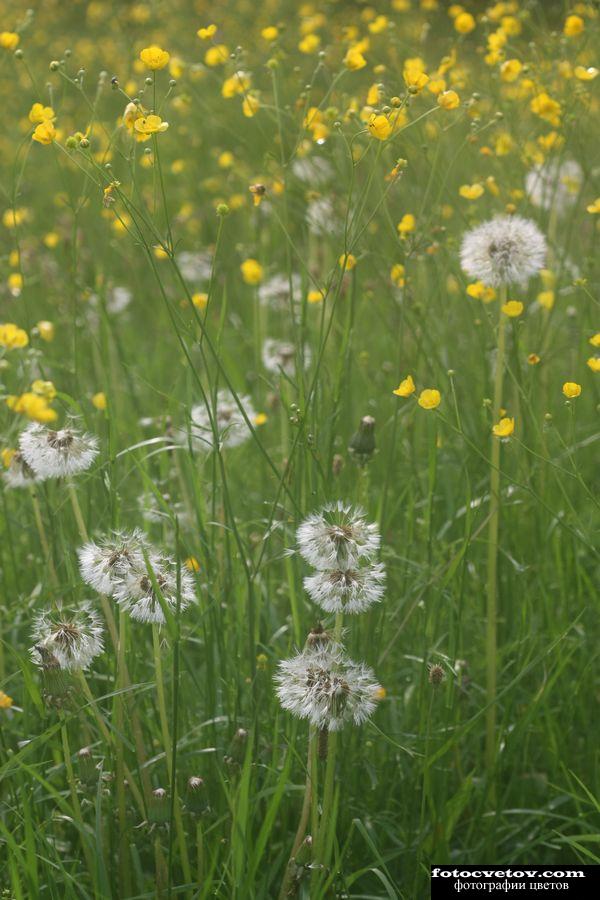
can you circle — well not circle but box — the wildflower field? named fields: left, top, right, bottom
left=1, top=0, right=599, bottom=897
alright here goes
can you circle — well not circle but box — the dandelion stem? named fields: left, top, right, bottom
left=279, top=728, right=315, bottom=900
left=152, top=625, right=192, bottom=886
left=59, top=714, right=97, bottom=879
left=485, top=289, right=507, bottom=798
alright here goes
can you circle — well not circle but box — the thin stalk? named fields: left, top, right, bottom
left=152, top=626, right=192, bottom=886
left=29, top=488, right=59, bottom=588
left=485, top=290, right=507, bottom=797
left=279, top=729, right=315, bottom=900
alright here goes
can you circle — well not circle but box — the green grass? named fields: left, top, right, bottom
left=1, top=0, right=599, bottom=897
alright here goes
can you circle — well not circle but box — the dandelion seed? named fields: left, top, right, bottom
left=30, top=603, right=104, bottom=671
left=78, top=530, right=147, bottom=594
left=304, top=562, right=386, bottom=614
left=460, top=215, right=546, bottom=287
left=274, top=644, right=382, bottom=731
left=296, top=501, right=380, bottom=571
left=19, top=422, right=99, bottom=480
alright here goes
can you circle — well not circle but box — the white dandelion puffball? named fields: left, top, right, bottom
left=525, top=160, right=583, bottom=214
left=113, top=553, right=196, bottom=624
left=31, top=603, right=104, bottom=671
left=19, top=423, right=99, bottom=480
left=460, top=215, right=547, bottom=287
left=292, top=155, right=334, bottom=186
left=258, top=273, right=301, bottom=310
left=262, top=338, right=311, bottom=377
left=189, top=390, right=256, bottom=452
left=304, top=562, right=386, bottom=615
left=2, top=450, right=41, bottom=489
left=177, top=250, right=213, bottom=284
left=274, top=645, right=382, bottom=731
left=296, top=501, right=380, bottom=571
left=78, top=530, right=147, bottom=595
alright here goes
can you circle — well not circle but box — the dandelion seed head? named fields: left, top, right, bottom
left=78, top=529, right=147, bottom=594
left=274, top=645, right=382, bottom=731
left=113, top=553, right=196, bottom=624
left=296, top=501, right=380, bottom=571
left=304, top=562, right=386, bottom=614
left=19, top=422, right=99, bottom=480
left=189, top=390, right=256, bottom=452
left=30, top=603, right=104, bottom=671
left=525, top=160, right=582, bottom=214
left=2, top=450, right=40, bottom=489
left=262, top=338, right=311, bottom=376
left=460, top=215, right=546, bottom=287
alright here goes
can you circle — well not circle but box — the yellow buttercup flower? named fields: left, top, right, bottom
left=454, top=12, right=476, bottom=34
left=2, top=448, right=16, bottom=468
left=586, top=358, right=600, bottom=373
left=185, top=556, right=201, bottom=572
left=307, top=290, right=324, bottom=304
left=437, top=90, right=460, bottom=110
left=368, top=113, right=392, bottom=140
left=31, top=380, right=56, bottom=400
left=37, top=320, right=55, bottom=342
left=563, top=15, right=584, bottom=37
left=574, top=66, right=598, bottom=82
left=197, top=24, right=217, bottom=40
left=29, top=103, right=56, bottom=123
left=242, top=95, right=260, bottom=117
left=192, top=292, right=208, bottom=310
left=140, top=45, right=170, bottom=70
left=418, top=389, right=441, bottom=410
left=393, top=375, right=415, bottom=397
left=390, top=264, right=405, bottom=287
left=222, top=71, right=251, bottom=98
left=92, top=392, right=107, bottom=410
left=261, top=26, right=278, bottom=41
left=397, top=213, right=416, bottom=236
left=344, top=46, right=367, bottom=71
left=205, top=45, right=229, bottom=66
left=467, top=281, right=496, bottom=303
left=0, top=690, right=13, bottom=710
left=530, top=93, right=561, bottom=126
left=527, top=353, right=541, bottom=365
left=500, top=59, right=522, bottom=82
left=0, top=323, right=29, bottom=349
left=459, top=183, right=484, bottom=200
left=134, top=114, right=169, bottom=135
left=299, top=33, right=320, bottom=54
left=240, top=258, right=263, bottom=285
left=339, top=253, right=357, bottom=270
left=403, top=67, right=429, bottom=92
left=0, top=32, right=19, bottom=50
left=502, top=300, right=524, bottom=317
left=589, top=334, right=600, bottom=348
left=537, top=291, right=554, bottom=311
left=254, top=412, right=268, bottom=426
left=6, top=392, right=57, bottom=423
left=562, top=382, right=581, bottom=398
left=32, top=121, right=56, bottom=145
left=492, top=417, right=514, bottom=437
left=586, top=198, right=600, bottom=214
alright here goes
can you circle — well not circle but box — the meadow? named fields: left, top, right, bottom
left=0, top=0, right=599, bottom=897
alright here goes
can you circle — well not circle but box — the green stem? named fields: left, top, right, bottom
left=152, top=626, right=192, bottom=886
left=485, top=288, right=507, bottom=797
left=279, top=729, right=315, bottom=900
